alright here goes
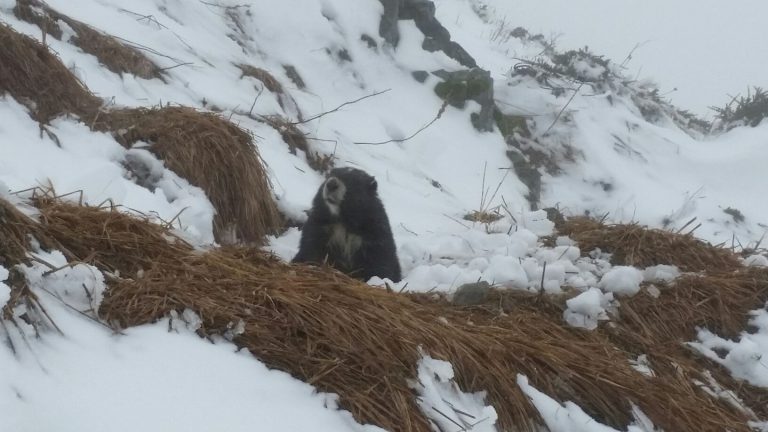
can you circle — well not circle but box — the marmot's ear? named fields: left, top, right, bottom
left=368, top=178, right=378, bottom=192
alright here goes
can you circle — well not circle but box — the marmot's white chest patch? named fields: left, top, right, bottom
left=328, top=223, right=363, bottom=263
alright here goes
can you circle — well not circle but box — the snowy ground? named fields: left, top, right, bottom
left=1, top=0, right=768, bottom=430
left=449, top=0, right=768, bottom=117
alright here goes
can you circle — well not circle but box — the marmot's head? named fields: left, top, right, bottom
left=320, top=167, right=381, bottom=224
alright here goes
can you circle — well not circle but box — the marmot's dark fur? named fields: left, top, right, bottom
left=292, top=167, right=402, bottom=282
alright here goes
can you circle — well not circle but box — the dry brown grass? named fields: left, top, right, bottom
left=541, top=215, right=768, bottom=419
left=263, top=115, right=334, bottom=173
left=0, top=197, right=59, bottom=325
left=91, top=106, right=282, bottom=245
left=0, top=22, right=102, bottom=122
left=0, top=24, right=281, bottom=246
left=14, top=0, right=162, bottom=80
left=2, top=199, right=753, bottom=432
left=463, top=210, right=503, bottom=224
left=237, top=64, right=283, bottom=94
left=556, top=216, right=741, bottom=272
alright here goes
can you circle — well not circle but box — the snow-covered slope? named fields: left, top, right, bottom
left=1, top=0, right=768, bottom=430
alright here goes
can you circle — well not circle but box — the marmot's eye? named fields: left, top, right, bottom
left=368, top=179, right=378, bottom=192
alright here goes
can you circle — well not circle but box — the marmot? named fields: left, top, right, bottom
left=292, top=167, right=402, bottom=282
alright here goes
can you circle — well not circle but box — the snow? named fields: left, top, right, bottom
left=563, top=287, right=614, bottom=330
left=1, top=250, right=385, bottom=432
left=642, top=264, right=681, bottom=283
left=690, top=309, right=768, bottom=388
left=745, top=255, right=768, bottom=268
left=0, top=265, right=9, bottom=308
left=1, top=0, right=768, bottom=429
left=437, top=0, right=768, bottom=117
left=517, top=375, right=658, bottom=432
left=411, top=351, right=498, bottom=432
left=599, top=266, right=644, bottom=296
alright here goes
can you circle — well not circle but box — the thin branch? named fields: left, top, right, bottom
left=157, top=62, right=194, bottom=72
left=356, top=100, right=449, bottom=145
left=542, top=82, right=583, bottom=136
left=292, top=89, right=391, bottom=125
left=199, top=0, right=250, bottom=9
left=248, top=84, right=265, bottom=117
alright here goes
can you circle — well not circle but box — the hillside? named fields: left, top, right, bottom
left=1, top=0, right=768, bottom=431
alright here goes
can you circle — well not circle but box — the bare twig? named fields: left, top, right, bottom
left=542, top=82, right=583, bottom=136
left=675, top=217, right=698, bottom=235
left=430, top=406, right=467, bottom=431
left=356, top=100, right=449, bottom=145
left=157, top=62, right=194, bottom=72
left=248, top=84, right=265, bottom=117
left=199, top=0, right=250, bottom=9
left=292, top=89, right=391, bottom=125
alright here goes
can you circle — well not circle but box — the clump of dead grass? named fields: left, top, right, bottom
left=463, top=209, right=503, bottom=224
left=0, top=22, right=102, bottom=122
left=5, top=199, right=749, bottom=432
left=0, top=197, right=60, bottom=333
left=263, top=115, right=334, bottom=173
left=14, top=0, right=163, bottom=80
left=91, top=106, right=282, bottom=245
left=556, top=216, right=741, bottom=272
left=0, top=24, right=281, bottom=246
left=237, top=64, right=283, bottom=94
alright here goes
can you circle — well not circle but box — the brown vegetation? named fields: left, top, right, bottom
left=0, top=23, right=101, bottom=122
left=555, top=216, right=742, bottom=272
left=92, top=107, right=282, bottom=245
left=14, top=0, right=163, bottom=79
left=0, top=198, right=762, bottom=432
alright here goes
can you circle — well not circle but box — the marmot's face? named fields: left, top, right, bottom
left=322, top=176, right=346, bottom=216
left=321, top=168, right=379, bottom=221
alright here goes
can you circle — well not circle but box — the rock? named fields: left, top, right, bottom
left=452, top=281, right=492, bottom=306
left=411, top=70, right=429, bottom=83
left=360, top=34, right=378, bottom=49
left=376, top=0, right=477, bottom=68
left=433, top=68, right=494, bottom=132
left=378, top=0, right=401, bottom=46
left=506, top=148, right=541, bottom=209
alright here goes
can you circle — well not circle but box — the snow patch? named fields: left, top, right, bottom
left=744, top=255, right=768, bottom=267
left=412, top=351, right=498, bottom=432
left=563, top=287, right=615, bottom=330
left=517, top=375, right=658, bottom=432
left=599, top=266, right=644, bottom=296
left=642, top=264, right=680, bottom=282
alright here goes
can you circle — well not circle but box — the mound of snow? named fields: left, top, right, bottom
left=598, top=266, right=644, bottom=296
left=563, top=287, right=615, bottom=330
left=642, top=264, right=681, bottom=282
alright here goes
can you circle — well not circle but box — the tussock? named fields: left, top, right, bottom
left=91, top=106, right=282, bottom=245
left=0, top=199, right=45, bottom=268
left=14, top=0, right=163, bottom=80
left=237, top=64, right=283, bottom=94
left=0, top=197, right=57, bottom=325
left=0, top=24, right=281, bottom=246
left=0, top=23, right=102, bottom=122
left=263, top=115, right=334, bottom=173
left=556, top=216, right=741, bottom=272
left=605, top=269, right=768, bottom=419
left=489, top=270, right=768, bottom=420
left=6, top=199, right=754, bottom=432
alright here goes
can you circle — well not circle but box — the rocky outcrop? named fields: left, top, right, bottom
left=432, top=68, right=495, bottom=132
left=377, top=0, right=476, bottom=69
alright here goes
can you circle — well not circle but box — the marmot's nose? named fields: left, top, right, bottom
left=326, top=178, right=340, bottom=192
